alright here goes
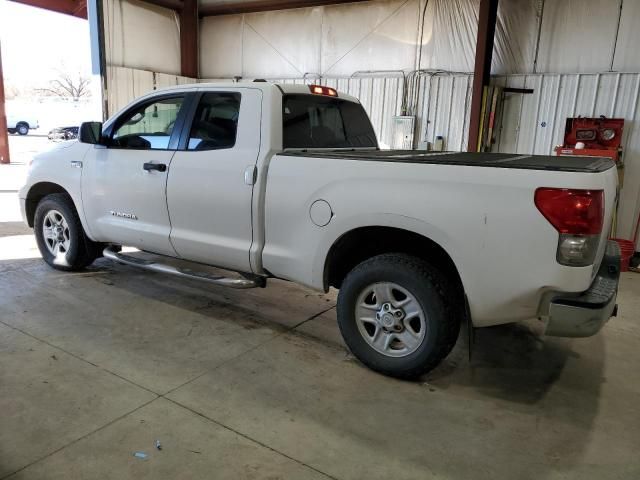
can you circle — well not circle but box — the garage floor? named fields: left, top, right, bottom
left=1, top=158, right=639, bottom=479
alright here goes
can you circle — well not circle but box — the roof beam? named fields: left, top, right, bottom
left=140, top=0, right=183, bottom=11
left=180, top=0, right=198, bottom=77
left=467, top=0, right=499, bottom=152
left=8, top=0, right=87, bottom=18
left=199, top=0, right=368, bottom=17
left=10, top=0, right=369, bottom=18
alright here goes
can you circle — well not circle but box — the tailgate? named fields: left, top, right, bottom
left=592, top=164, right=619, bottom=277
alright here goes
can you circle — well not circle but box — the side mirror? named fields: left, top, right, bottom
left=79, top=122, right=104, bottom=145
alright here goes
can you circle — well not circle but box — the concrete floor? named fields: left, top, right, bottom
left=1, top=154, right=640, bottom=479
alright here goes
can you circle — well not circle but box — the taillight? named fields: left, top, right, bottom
left=309, top=85, right=338, bottom=97
left=535, top=188, right=603, bottom=234
left=535, top=188, right=604, bottom=266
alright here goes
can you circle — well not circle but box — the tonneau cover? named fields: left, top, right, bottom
left=281, top=150, right=615, bottom=173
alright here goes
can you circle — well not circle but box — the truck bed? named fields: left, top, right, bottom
left=281, top=151, right=615, bottom=173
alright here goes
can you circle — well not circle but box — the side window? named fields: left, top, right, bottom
left=111, top=96, right=184, bottom=150
left=187, top=92, right=241, bottom=151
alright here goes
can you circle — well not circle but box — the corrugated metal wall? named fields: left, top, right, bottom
left=414, top=74, right=473, bottom=152
left=493, top=72, right=640, bottom=245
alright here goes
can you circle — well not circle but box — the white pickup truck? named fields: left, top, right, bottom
left=7, top=114, right=39, bottom=135
left=19, top=82, right=621, bottom=378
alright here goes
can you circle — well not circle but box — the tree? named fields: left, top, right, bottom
left=39, top=70, right=91, bottom=101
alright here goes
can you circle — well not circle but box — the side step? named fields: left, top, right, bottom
left=103, top=246, right=261, bottom=289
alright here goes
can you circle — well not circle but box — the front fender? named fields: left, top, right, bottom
left=20, top=142, right=94, bottom=238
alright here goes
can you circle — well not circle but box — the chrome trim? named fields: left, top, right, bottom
left=544, top=240, right=620, bottom=337
left=103, top=246, right=259, bottom=289
left=70, top=161, right=83, bottom=169
left=109, top=211, right=138, bottom=220
left=545, top=294, right=617, bottom=337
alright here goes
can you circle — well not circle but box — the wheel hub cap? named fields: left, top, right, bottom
left=42, top=209, right=71, bottom=257
left=355, top=282, right=428, bottom=358
left=376, top=303, right=405, bottom=331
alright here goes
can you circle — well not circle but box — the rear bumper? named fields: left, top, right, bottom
left=545, top=240, right=620, bottom=337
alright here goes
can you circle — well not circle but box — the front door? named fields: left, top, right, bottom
left=82, top=94, right=187, bottom=255
left=167, top=88, right=262, bottom=272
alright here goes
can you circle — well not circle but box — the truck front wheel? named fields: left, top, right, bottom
left=337, top=254, right=460, bottom=378
left=34, top=194, right=99, bottom=271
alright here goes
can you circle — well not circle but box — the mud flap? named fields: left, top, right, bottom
left=465, top=295, right=474, bottom=361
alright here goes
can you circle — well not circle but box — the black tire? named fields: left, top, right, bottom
left=337, top=253, right=460, bottom=379
left=17, top=123, right=29, bottom=135
left=8, top=128, right=16, bottom=134
left=34, top=193, right=99, bottom=271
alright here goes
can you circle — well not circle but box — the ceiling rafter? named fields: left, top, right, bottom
left=198, top=0, right=368, bottom=17
left=9, top=0, right=369, bottom=19
left=9, top=0, right=87, bottom=19
left=142, top=0, right=184, bottom=11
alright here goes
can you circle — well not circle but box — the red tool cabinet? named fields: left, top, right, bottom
left=554, top=117, right=624, bottom=164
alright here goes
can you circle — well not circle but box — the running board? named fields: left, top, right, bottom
left=103, top=246, right=261, bottom=289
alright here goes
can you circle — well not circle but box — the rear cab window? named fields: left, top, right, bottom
left=282, top=94, right=378, bottom=149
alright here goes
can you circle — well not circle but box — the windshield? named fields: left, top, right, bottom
left=282, top=94, right=378, bottom=149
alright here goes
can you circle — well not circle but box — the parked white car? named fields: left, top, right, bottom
left=19, top=82, right=621, bottom=378
left=7, top=114, right=39, bottom=135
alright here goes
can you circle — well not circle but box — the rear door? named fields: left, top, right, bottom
left=166, top=88, right=262, bottom=272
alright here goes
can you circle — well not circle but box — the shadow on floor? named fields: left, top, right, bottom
left=60, top=257, right=335, bottom=335
left=425, top=321, right=606, bottom=442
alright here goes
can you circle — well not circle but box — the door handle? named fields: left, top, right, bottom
left=143, top=162, right=167, bottom=172
left=244, top=165, right=257, bottom=185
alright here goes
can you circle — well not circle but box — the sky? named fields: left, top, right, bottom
left=0, top=1, right=93, bottom=88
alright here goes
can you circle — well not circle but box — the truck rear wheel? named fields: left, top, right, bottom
left=337, top=253, right=460, bottom=379
left=34, top=193, right=99, bottom=271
